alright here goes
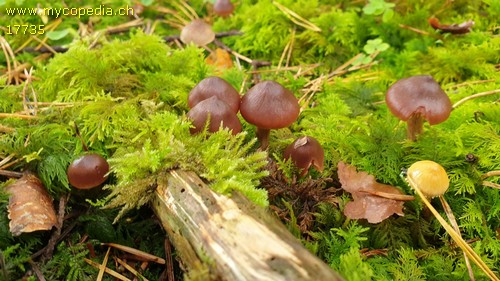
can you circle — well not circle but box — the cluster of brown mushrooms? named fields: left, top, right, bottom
left=186, top=77, right=327, bottom=176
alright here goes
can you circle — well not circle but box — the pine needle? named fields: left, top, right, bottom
left=84, top=258, right=131, bottom=281
left=407, top=176, right=499, bottom=281
left=273, top=2, right=321, bottom=32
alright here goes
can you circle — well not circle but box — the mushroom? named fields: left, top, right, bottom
left=240, top=80, right=300, bottom=150
left=187, top=96, right=242, bottom=135
left=385, top=75, right=452, bottom=141
left=213, top=0, right=235, bottom=17
left=180, top=19, right=215, bottom=47
left=188, top=76, right=241, bottom=113
left=283, top=136, right=324, bottom=177
left=67, top=153, right=110, bottom=190
left=407, top=160, right=449, bottom=198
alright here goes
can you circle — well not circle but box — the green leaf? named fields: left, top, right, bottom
left=46, top=29, right=70, bottom=41
left=382, top=8, right=394, bottom=23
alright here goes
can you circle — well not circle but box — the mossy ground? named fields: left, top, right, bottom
left=0, top=0, right=499, bottom=280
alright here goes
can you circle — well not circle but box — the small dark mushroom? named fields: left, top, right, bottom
left=67, top=153, right=109, bottom=190
left=284, top=136, right=324, bottom=177
left=385, top=75, right=452, bottom=141
left=213, top=0, right=235, bottom=17
left=188, top=76, right=240, bottom=113
left=180, top=19, right=215, bottom=47
left=187, top=96, right=242, bottom=135
left=240, top=80, right=300, bottom=150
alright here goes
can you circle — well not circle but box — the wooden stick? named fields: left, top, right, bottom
left=152, top=170, right=343, bottom=281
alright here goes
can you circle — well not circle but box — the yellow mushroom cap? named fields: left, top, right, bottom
left=407, top=160, right=449, bottom=198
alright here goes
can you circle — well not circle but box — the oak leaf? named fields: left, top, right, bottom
left=338, top=161, right=412, bottom=223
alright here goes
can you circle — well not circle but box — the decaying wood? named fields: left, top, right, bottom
left=152, top=170, right=344, bottom=281
left=6, top=172, right=57, bottom=236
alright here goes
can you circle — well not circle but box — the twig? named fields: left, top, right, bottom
left=164, top=239, right=175, bottom=281
left=163, top=30, right=243, bottom=43
left=213, top=39, right=272, bottom=72
left=0, top=113, right=37, bottom=119
left=41, top=193, right=70, bottom=262
left=452, top=89, right=500, bottom=109
left=482, top=181, right=500, bottom=189
left=0, top=170, right=23, bottom=178
left=28, top=261, right=46, bottom=281
left=31, top=218, right=79, bottom=260
left=480, top=170, right=500, bottom=180
left=399, top=24, right=442, bottom=39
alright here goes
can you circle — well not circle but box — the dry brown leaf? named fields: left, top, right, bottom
left=206, top=48, right=233, bottom=71
left=6, top=172, right=57, bottom=236
left=338, top=161, right=407, bottom=223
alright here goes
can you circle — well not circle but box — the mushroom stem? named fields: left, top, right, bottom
left=256, top=128, right=270, bottom=150
left=406, top=113, right=424, bottom=141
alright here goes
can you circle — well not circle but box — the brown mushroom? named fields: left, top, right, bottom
left=385, top=75, right=452, bottom=141
left=240, top=80, right=300, bottom=150
left=213, top=0, right=235, bottom=17
left=180, top=19, right=215, bottom=47
left=188, top=76, right=241, bottom=113
left=284, top=136, right=324, bottom=177
left=67, top=153, right=110, bottom=190
left=187, top=96, right=242, bottom=135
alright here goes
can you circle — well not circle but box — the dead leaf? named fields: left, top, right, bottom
left=338, top=161, right=409, bottom=224
left=206, top=48, right=233, bottom=71
left=6, top=172, right=57, bottom=236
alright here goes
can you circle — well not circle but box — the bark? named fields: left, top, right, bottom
left=152, top=170, right=344, bottom=281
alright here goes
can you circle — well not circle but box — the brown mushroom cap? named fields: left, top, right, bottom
left=188, top=76, right=240, bottom=113
left=187, top=96, right=242, bottom=135
left=213, top=0, right=235, bottom=17
left=385, top=75, right=451, bottom=125
left=240, top=80, right=300, bottom=129
left=284, top=136, right=325, bottom=176
left=180, top=19, right=215, bottom=47
left=67, top=153, right=109, bottom=190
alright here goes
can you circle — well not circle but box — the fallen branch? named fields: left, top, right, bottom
left=152, top=170, right=343, bottom=281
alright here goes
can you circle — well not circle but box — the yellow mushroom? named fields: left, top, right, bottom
left=407, top=160, right=449, bottom=198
